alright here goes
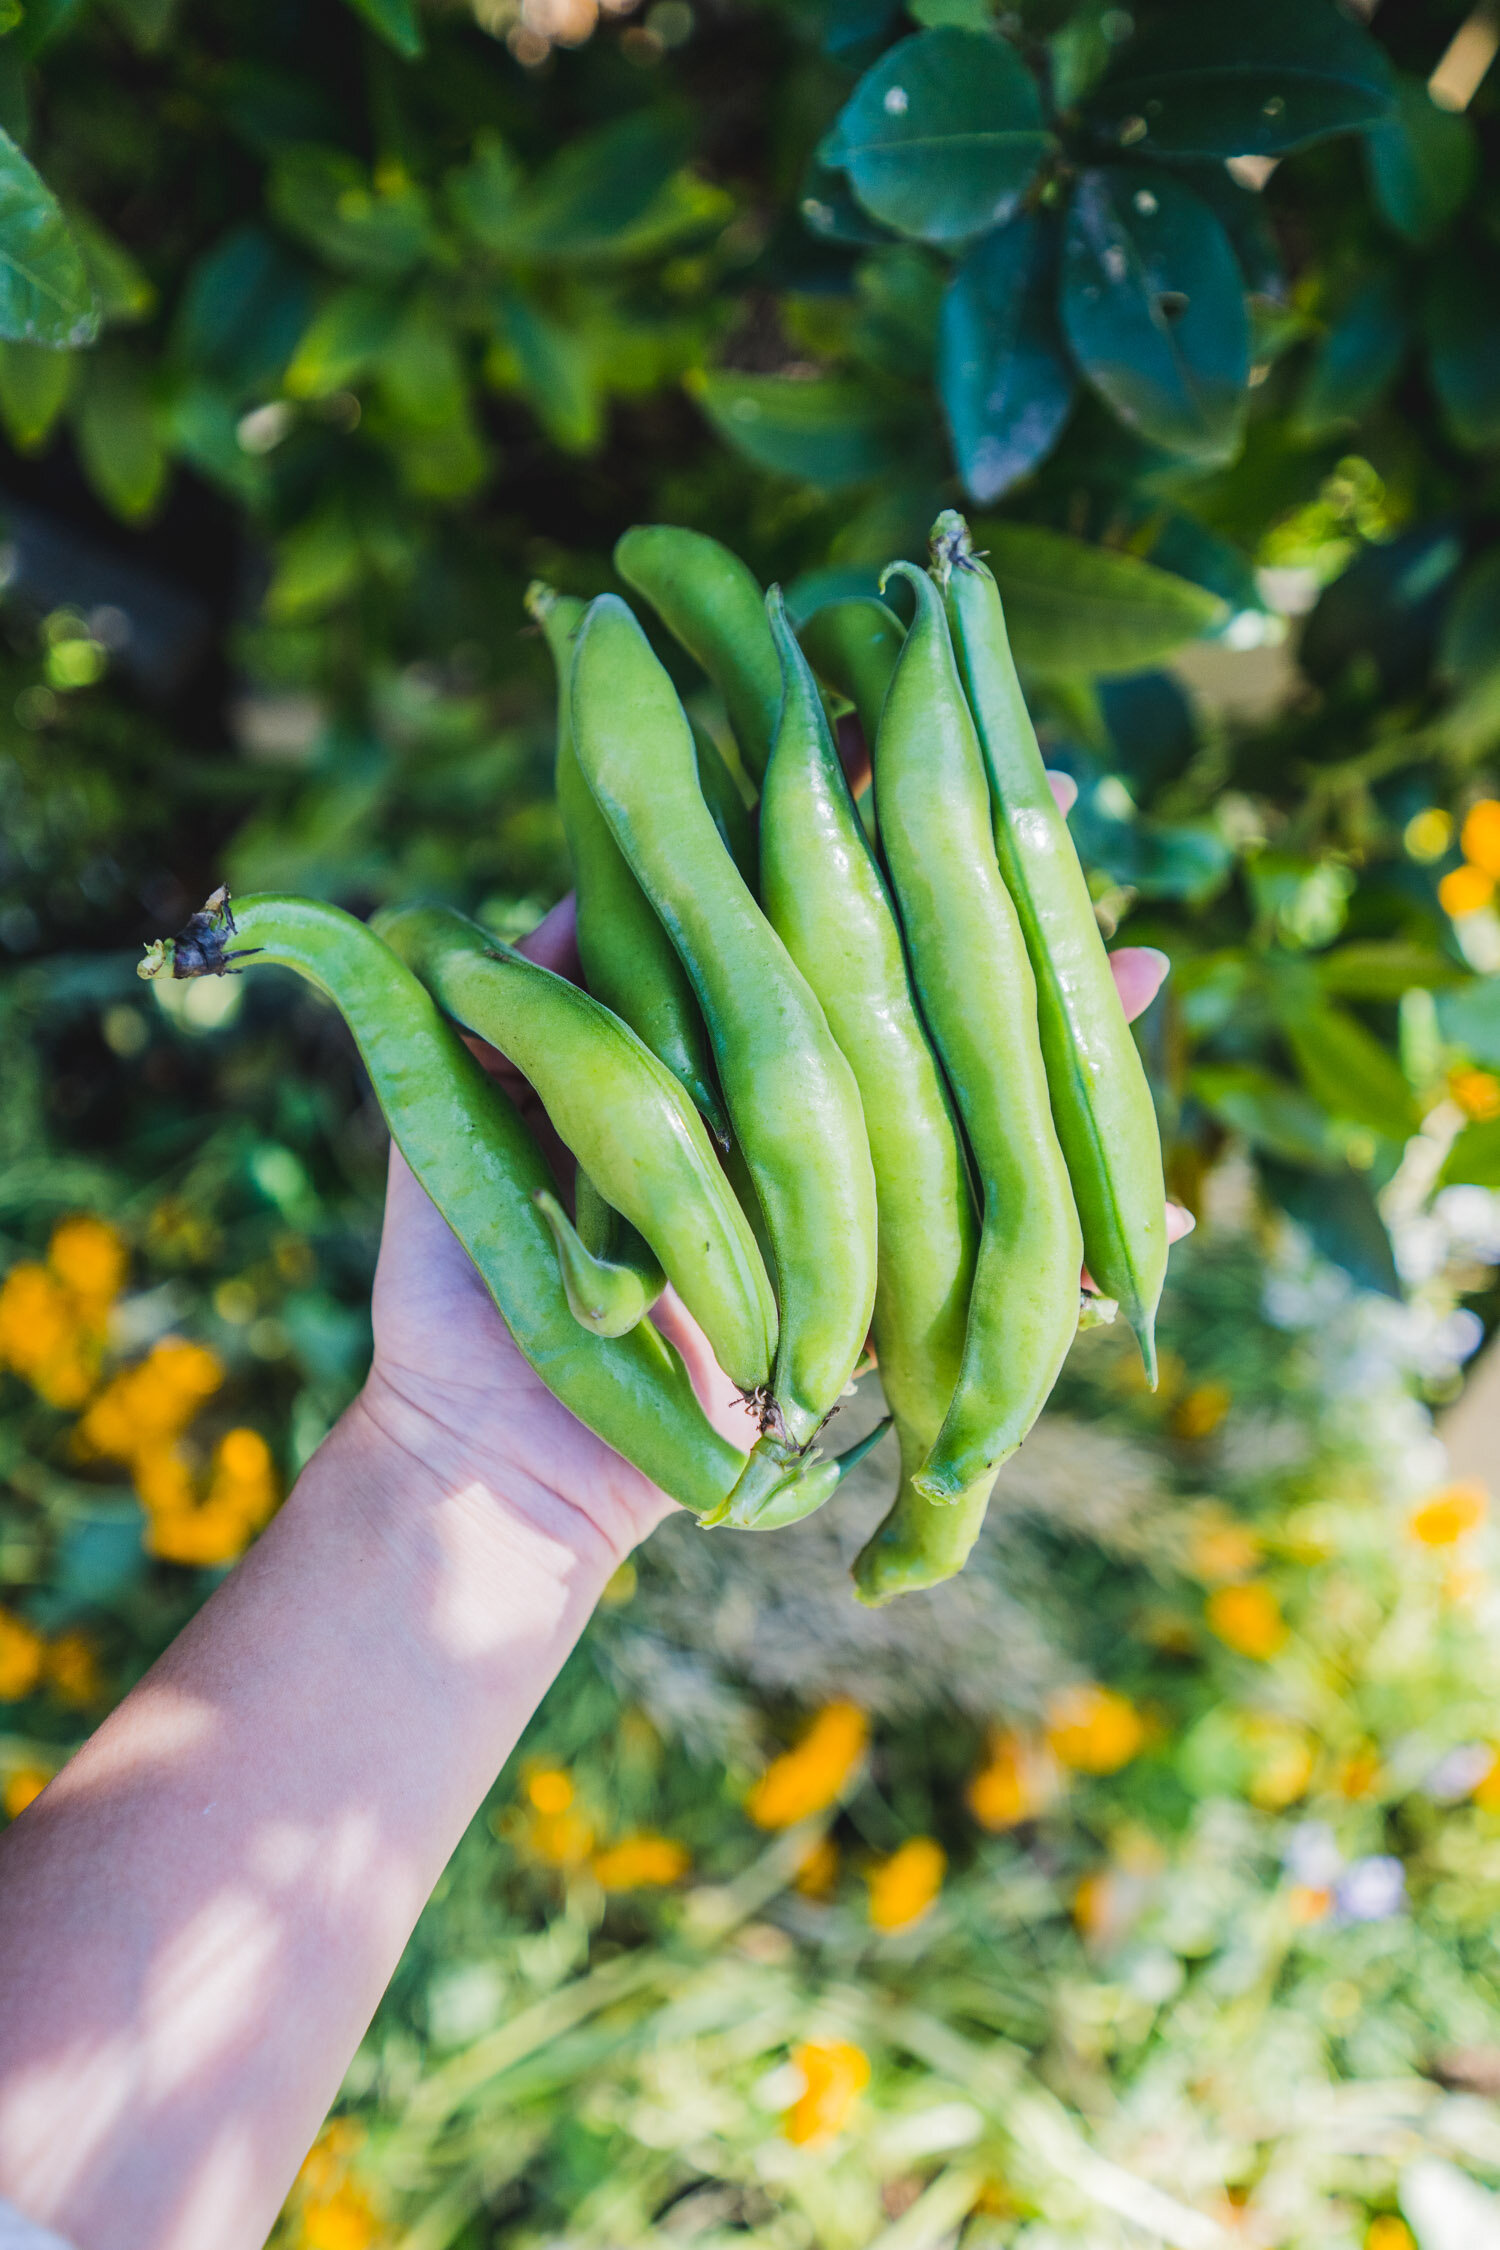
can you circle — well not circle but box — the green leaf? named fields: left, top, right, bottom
left=822, top=28, right=1053, bottom=246
left=1318, top=942, right=1467, bottom=1001
left=374, top=298, right=486, bottom=499
left=73, top=350, right=166, bottom=521
left=0, top=126, right=96, bottom=346
left=1364, top=74, right=1477, bottom=247
left=1440, top=549, right=1500, bottom=690
left=284, top=281, right=399, bottom=399
left=1060, top=168, right=1249, bottom=465
left=103, top=0, right=179, bottom=49
left=1436, top=977, right=1500, bottom=1067
left=0, top=335, right=73, bottom=447
left=1190, top=1063, right=1343, bottom=1171
left=69, top=210, right=155, bottom=326
left=1279, top=1000, right=1417, bottom=1142
left=460, top=113, right=702, bottom=266
left=1440, top=1117, right=1500, bottom=1189
left=1081, top=0, right=1394, bottom=160
left=1168, top=163, right=1284, bottom=302
left=161, top=379, right=266, bottom=504
left=265, top=506, right=364, bottom=622
left=972, top=520, right=1226, bottom=673
left=172, top=225, right=315, bottom=398
left=342, top=0, right=423, bottom=59
left=269, top=146, right=430, bottom=277
left=492, top=292, right=601, bottom=453
left=448, top=131, right=524, bottom=247
left=690, top=369, right=919, bottom=488
left=1259, top=1157, right=1402, bottom=1298
left=1427, top=258, right=1500, bottom=453
left=939, top=214, right=1075, bottom=504
left=799, top=159, right=895, bottom=249
left=1293, top=273, right=1409, bottom=441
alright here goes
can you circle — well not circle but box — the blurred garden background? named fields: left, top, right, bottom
left=9, top=0, right=1500, bottom=2242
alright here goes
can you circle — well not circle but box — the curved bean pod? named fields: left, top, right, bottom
left=876, top=565, right=1083, bottom=1501
left=691, top=717, right=757, bottom=889
left=933, top=510, right=1167, bottom=1382
left=533, top=1185, right=664, bottom=1338
left=375, top=900, right=776, bottom=1395
left=139, top=891, right=748, bottom=1515
left=569, top=593, right=878, bottom=1470
left=614, top=525, right=782, bottom=784
left=798, top=596, right=905, bottom=756
left=758, top=588, right=994, bottom=1602
left=529, top=582, right=727, bottom=1143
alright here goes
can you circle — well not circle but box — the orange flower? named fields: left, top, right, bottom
left=44, top=1629, right=101, bottom=1709
left=1045, top=1684, right=1145, bottom=1775
left=1333, top=1746, right=1382, bottom=1800
left=1462, top=799, right=1500, bottom=879
left=0, top=1610, right=44, bottom=1702
left=1366, top=2218, right=1415, bottom=2250
left=47, top=1214, right=126, bottom=1312
left=783, top=2040, right=870, bottom=2145
left=866, top=1837, right=945, bottom=1932
left=0, top=1262, right=94, bottom=1407
left=76, top=1337, right=224, bottom=1462
left=1439, top=863, right=1496, bottom=918
left=1073, top=1869, right=1115, bottom=1941
left=967, top=1730, right=1055, bottom=1830
left=795, top=1835, right=840, bottom=1899
left=747, top=1701, right=867, bottom=1829
left=1172, top=1380, right=1232, bottom=1442
left=1206, top=1580, right=1288, bottom=1660
left=1450, top=1068, right=1500, bottom=1121
left=1288, top=1884, right=1333, bottom=1925
left=3, top=1765, right=49, bottom=1820
left=591, top=1833, right=690, bottom=1890
left=1409, top=1481, right=1487, bottom=1546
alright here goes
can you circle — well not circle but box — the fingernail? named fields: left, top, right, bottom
left=1168, top=1202, right=1196, bottom=1235
left=1140, top=947, right=1171, bottom=976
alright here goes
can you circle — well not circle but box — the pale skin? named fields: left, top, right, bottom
left=0, top=835, right=1189, bottom=2250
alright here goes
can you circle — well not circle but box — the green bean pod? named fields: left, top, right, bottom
left=614, top=525, right=782, bottom=784
left=798, top=597, right=905, bottom=756
left=533, top=1187, right=663, bottom=1337
left=758, top=589, right=994, bottom=1602
left=876, top=566, right=1083, bottom=1501
left=529, top=582, right=727, bottom=1144
left=569, top=593, right=879, bottom=1474
left=375, top=901, right=776, bottom=1395
left=933, top=511, right=1167, bottom=1383
left=138, top=891, right=749, bottom=1514
left=691, top=717, right=757, bottom=889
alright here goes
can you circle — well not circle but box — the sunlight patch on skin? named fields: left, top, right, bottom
left=145, top=1889, right=280, bottom=2099
left=0, top=2035, right=137, bottom=2217
left=427, top=1484, right=580, bottom=1659
left=41, top=1688, right=216, bottom=1798
left=159, top=2124, right=260, bottom=2250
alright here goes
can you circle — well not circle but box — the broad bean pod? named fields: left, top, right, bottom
left=934, top=511, right=1167, bottom=1381
left=877, top=566, right=1083, bottom=1501
left=614, top=525, right=782, bottom=784
left=376, top=900, right=777, bottom=1395
left=569, top=593, right=878, bottom=1488
left=759, top=589, right=994, bottom=1602
left=798, top=596, right=905, bottom=759
left=533, top=1183, right=664, bottom=1339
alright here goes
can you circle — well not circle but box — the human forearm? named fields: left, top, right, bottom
left=0, top=1386, right=620, bottom=2250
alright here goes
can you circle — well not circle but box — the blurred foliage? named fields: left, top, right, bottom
left=4, top=0, right=1500, bottom=2242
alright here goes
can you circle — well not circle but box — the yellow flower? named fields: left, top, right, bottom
left=291, top=2121, right=380, bottom=2250
left=1405, top=807, right=1453, bottom=862
left=44, top=1629, right=102, bottom=1709
left=783, top=2040, right=870, bottom=2145
left=747, top=1701, right=868, bottom=1829
left=1409, top=1480, right=1487, bottom=1546
left=1333, top=1745, right=1382, bottom=1800
left=867, top=1836, right=945, bottom=1931
left=1045, top=1684, right=1145, bottom=1775
left=0, top=1610, right=45, bottom=1702
left=1172, top=1380, right=1232, bottom=1442
left=526, top=1766, right=574, bottom=1815
left=3, top=1765, right=49, bottom=1820
left=1367, top=2219, right=1415, bottom=2250
left=0, top=1262, right=96, bottom=1406
left=46, top=1214, right=126, bottom=1311
left=795, top=1834, right=840, bottom=1899
left=76, top=1337, right=224, bottom=1463
left=1463, top=799, right=1500, bottom=879
left=1245, top=1719, right=1315, bottom=1809
left=591, top=1832, right=690, bottom=1890
left=147, top=1498, right=255, bottom=1569
left=1188, top=1519, right=1261, bottom=1584
left=1288, top=1883, right=1332, bottom=1925
left=1439, top=863, right=1496, bottom=918
left=967, top=1729, right=1055, bottom=1830
left=524, top=1805, right=596, bottom=1866
left=302, top=2192, right=377, bottom=2250
left=1206, top=1580, right=1288, bottom=1660
left=206, top=1427, right=278, bottom=1532
left=1451, top=1068, right=1500, bottom=1121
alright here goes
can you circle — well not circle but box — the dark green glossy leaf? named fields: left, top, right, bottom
left=823, top=28, right=1053, bottom=245
left=1169, top=164, right=1284, bottom=302
left=1138, top=513, right=1262, bottom=624
left=74, top=350, right=166, bottom=522
left=269, top=146, right=430, bottom=277
left=973, top=519, right=1226, bottom=673
left=172, top=225, right=315, bottom=397
left=0, top=336, right=73, bottom=448
left=939, top=214, right=1075, bottom=503
left=1060, top=167, right=1249, bottom=465
left=1279, top=1001, right=1417, bottom=1141
left=1365, top=74, right=1477, bottom=246
left=1436, top=977, right=1500, bottom=1067
left=1440, top=1117, right=1500, bottom=1189
left=1259, top=1157, right=1402, bottom=1298
left=342, top=0, right=423, bottom=58
left=1427, top=258, right=1500, bottom=452
left=691, top=369, right=917, bottom=487
left=819, top=0, right=901, bottom=55
left=1440, top=549, right=1500, bottom=690
left=799, top=160, right=893, bottom=248
left=1191, top=1063, right=1343, bottom=1171
left=1293, top=273, right=1409, bottom=440
left=910, top=0, right=993, bottom=26
left=0, top=126, right=96, bottom=346
left=1081, top=0, right=1393, bottom=160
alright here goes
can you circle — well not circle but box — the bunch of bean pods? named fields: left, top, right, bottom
left=139, top=510, right=1166, bottom=1605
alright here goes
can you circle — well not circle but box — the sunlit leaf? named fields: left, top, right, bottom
left=269, top=146, right=430, bottom=277
left=691, top=369, right=919, bottom=487
left=0, top=336, right=74, bottom=448
left=1190, top=1064, right=1344, bottom=1171
left=0, top=126, right=96, bottom=346
left=285, top=282, right=400, bottom=399
left=972, top=519, right=1226, bottom=673
left=1279, top=1001, right=1418, bottom=1142
left=939, top=214, right=1074, bottom=503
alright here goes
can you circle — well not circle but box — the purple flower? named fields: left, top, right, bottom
left=1336, top=1855, right=1406, bottom=1922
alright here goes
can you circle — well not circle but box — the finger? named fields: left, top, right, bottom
left=518, top=893, right=580, bottom=979
left=1166, top=1201, right=1196, bottom=1246
left=1046, top=769, right=1078, bottom=817
left=1109, top=945, right=1169, bottom=1023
